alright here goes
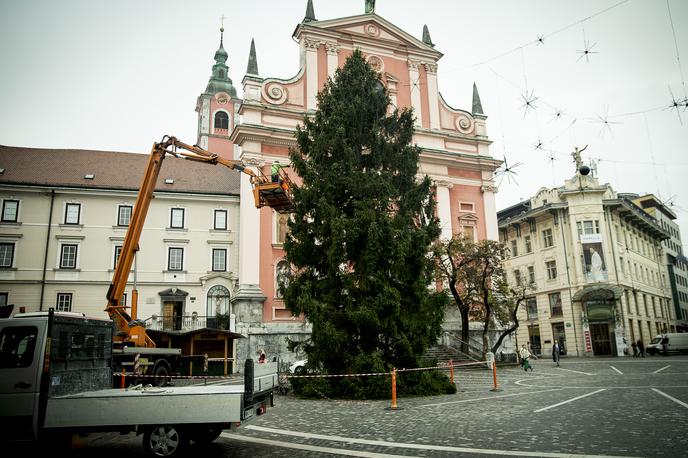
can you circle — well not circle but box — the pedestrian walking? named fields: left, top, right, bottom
left=661, top=336, right=669, bottom=356
left=637, top=339, right=645, bottom=358
left=520, top=344, right=533, bottom=372
left=631, top=341, right=638, bottom=358
left=552, top=341, right=561, bottom=367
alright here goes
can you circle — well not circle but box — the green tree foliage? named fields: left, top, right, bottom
left=283, top=50, right=452, bottom=398
left=434, top=235, right=526, bottom=356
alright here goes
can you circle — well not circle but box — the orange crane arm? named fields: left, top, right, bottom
left=105, top=136, right=268, bottom=347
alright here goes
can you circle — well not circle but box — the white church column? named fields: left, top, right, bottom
left=408, top=59, right=422, bottom=127
left=325, top=41, right=339, bottom=78
left=424, top=63, right=440, bottom=130
left=481, top=184, right=499, bottom=241
left=235, top=158, right=266, bottom=303
left=305, top=38, right=320, bottom=111
left=436, top=180, right=453, bottom=240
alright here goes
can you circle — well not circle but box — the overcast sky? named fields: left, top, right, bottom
left=1, top=0, right=686, bottom=246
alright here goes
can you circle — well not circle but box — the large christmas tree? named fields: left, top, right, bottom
left=284, top=50, right=452, bottom=398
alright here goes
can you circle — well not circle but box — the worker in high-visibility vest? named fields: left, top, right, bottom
left=271, top=161, right=283, bottom=183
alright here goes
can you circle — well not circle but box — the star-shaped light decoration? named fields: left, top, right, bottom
left=533, top=139, right=544, bottom=150
left=536, top=35, right=545, bottom=46
left=595, top=105, right=621, bottom=138
left=494, top=155, right=523, bottom=187
left=666, top=85, right=687, bottom=125
left=576, top=39, right=599, bottom=63
left=520, top=89, right=539, bottom=119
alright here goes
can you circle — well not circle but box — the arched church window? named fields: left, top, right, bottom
left=207, top=284, right=230, bottom=318
left=214, top=111, right=229, bottom=130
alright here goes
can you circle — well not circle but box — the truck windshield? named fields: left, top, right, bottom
left=650, top=337, right=662, bottom=345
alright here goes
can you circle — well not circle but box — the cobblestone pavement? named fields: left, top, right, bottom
left=14, top=356, right=688, bottom=457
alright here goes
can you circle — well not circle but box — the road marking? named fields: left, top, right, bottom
left=653, top=365, right=670, bottom=374
left=243, top=426, right=640, bottom=458
left=610, top=365, right=623, bottom=375
left=651, top=388, right=688, bottom=409
left=222, top=432, right=417, bottom=457
left=557, top=367, right=594, bottom=376
left=417, top=388, right=564, bottom=407
left=534, top=388, right=606, bottom=413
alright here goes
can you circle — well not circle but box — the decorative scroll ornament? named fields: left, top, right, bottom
left=480, top=184, right=498, bottom=194
left=407, top=59, right=420, bottom=71
left=325, top=41, right=340, bottom=55
left=263, top=82, right=288, bottom=105
left=454, top=114, right=474, bottom=134
left=366, top=24, right=380, bottom=37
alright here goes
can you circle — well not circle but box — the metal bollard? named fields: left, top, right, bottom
left=120, top=369, right=126, bottom=389
left=490, top=360, right=501, bottom=392
left=449, top=359, right=455, bottom=385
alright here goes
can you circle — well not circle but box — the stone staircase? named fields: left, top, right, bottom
left=421, top=344, right=474, bottom=367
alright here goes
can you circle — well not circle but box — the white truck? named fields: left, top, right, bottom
left=0, top=310, right=277, bottom=456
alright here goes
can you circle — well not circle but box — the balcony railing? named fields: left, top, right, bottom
left=145, top=314, right=236, bottom=333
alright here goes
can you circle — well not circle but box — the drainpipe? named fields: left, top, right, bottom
left=39, top=189, right=56, bottom=311
left=558, top=209, right=580, bottom=356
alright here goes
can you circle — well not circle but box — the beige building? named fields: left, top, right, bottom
left=498, top=164, right=674, bottom=357
left=0, top=146, right=241, bottom=334
left=632, top=194, right=688, bottom=332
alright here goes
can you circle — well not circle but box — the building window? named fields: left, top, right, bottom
left=170, top=208, right=185, bottom=229
left=207, top=285, right=231, bottom=317
left=0, top=292, right=7, bottom=306
left=0, top=243, right=14, bottom=268
left=549, top=292, right=563, bottom=317
left=113, top=246, right=123, bottom=269
left=168, top=247, right=184, bottom=271
left=525, top=235, right=532, bottom=253
left=118, top=205, right=132, bottom=226
left=1, top=200, right=19, bottom=222
left=214, top=111, right=229, bottom=130
left=526, top=297, right=538, bottom=320
left=60, top=244, right=78, bottom=269
left=576, top=220, right=600, bottom=237
left=511, top=240, right=518, bottom=257
left=459, top=202, right=475, bottom=212
left=463, top=225, right=475, bottom=241
left=56, top=293, right=72, bottom=312
left=64, top=203, right=81, bottom=225
left=546, top=260, right=557, bottom=280
left=513, top=269, right=522, bottom=286
left=542, top=228, right=553, bottom=248
left=528, top=266, right=535, bottom=284
left=214, top=210, right=227, bottom=230
left=212, top=249, right=227, bottom=272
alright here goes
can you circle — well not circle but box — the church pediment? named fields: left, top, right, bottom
left=296, top=14, right=442, bottom=59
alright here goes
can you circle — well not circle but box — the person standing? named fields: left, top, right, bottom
left=661, top=336, right=669, bottom=356
left=520, top=344, right=533, bottom=372
left=552, top=341, right=561, bottom=367
left=637, top=339, right=645, bottom=358
left=631, top=341, right=638, bottom=358
left=271, top=160, right=283, bottom=183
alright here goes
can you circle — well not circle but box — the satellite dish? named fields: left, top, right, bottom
left=579, top=165, right=591, bottom=176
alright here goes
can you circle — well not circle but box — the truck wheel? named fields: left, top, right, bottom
left=190, top=426, right=222, bottom=444
left=153, top=364, right=170, bottom=387
left=143, top=425, right=189, bottom=457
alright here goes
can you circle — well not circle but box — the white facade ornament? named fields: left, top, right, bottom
left=263, top=82, right=288, bottom=105
left=304, top=38, right=321, bottom=50
left=455, top=114, right=474, bottom=134
left=407, top=59, right=420, bottom=70
left=243, top=158, right=265, bottom=167
left=480, top=184, right=498, bottom=194
left=423, top=62, right=438, bottom=74
left=325, top=41, right=340, bottom=55
left=366, top=24, right=380, bottom=37
left=433, top=179, right=454, bottom=189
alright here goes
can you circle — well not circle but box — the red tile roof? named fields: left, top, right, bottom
left=0, top=145, right=241, bottom=195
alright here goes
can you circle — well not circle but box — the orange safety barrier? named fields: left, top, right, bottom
left=449, top=359, right=455, bottom=385
left=490, top=360, right=501, bottom=392
left=390, top=367, right=399, bottom=410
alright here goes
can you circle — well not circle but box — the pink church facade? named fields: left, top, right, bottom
left=195, top=2, right=501, bottom=361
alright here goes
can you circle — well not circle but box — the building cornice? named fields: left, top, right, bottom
left=603, top=198, right=670, bottom=240
left=230, top=124, right=298, bottom=149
